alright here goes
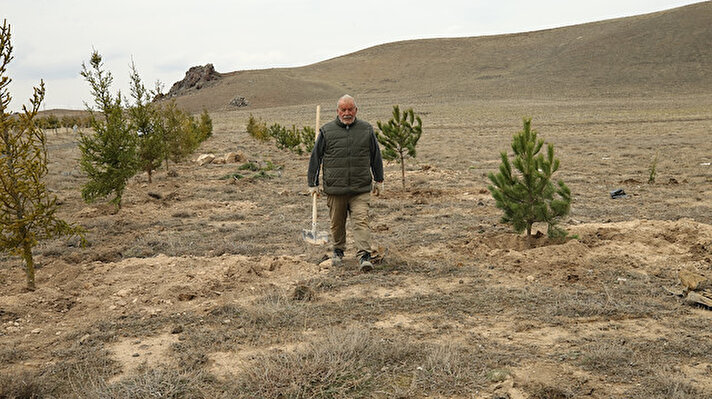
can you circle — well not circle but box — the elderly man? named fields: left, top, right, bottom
left=307, top=95, right=384, bottom=272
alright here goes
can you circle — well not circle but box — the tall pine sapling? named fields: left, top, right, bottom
left=376, top=105, right=422, bottom=190
left=79, top=50, right=138, bottom=208
left=488, top=118, right=571, bottom=240
left=128, top=60, right=164, bottom=183
left=0, top=20, right=84, bottom=291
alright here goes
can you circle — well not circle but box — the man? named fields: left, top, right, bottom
left=307, top=95, right=384, bottom=272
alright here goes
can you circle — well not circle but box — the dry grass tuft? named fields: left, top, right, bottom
left=0, top=370, right=57, bottom=398
left=231, top=326, right=411, bottom=398
left=71, top=366, right=205, bottom=399
left=525, top=382, right=574, bottom=399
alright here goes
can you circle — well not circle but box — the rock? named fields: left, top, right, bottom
left=197, top=154, right=215, bottom=166
left=78, top=334, right=91, bottom=344
left=224, top=152, right=239, bottom=163
left=230, top=96, right=249, bottom=107
left=224, top=151, right=247, bottom=163
left=685, top=291, right=712, bottom=308
left=679, top=270, right=710, bottom=291
left=292, top=285, right=315, bottom=301
left=166, top=64, right=221, bottom=98
left=178, top=293, right=196, bottom=302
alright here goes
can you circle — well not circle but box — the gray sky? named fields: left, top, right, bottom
left=1, top=0, right=704, bottom=112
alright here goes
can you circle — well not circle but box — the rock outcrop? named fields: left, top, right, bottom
left=166, top=64, right=221, bottom=97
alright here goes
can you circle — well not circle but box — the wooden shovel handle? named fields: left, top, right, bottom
left=312, top=105, right=321, bottom=231
left=311, top=191, right=318, bottom=229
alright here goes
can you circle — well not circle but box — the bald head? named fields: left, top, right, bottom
left=337, top=94, right=358, bottom=125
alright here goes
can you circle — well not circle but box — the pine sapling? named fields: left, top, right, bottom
left=0, top=20, right=84, bottom=290
left=488, top=118, right=572, bottom=241
left=79, top=50, right=138, bottom=208
left=376, top=105, right=422, bottom=190
left=129, top=60, right=164, bottom=183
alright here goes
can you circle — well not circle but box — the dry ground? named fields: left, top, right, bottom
left=2, top=94, right=712, bottom=398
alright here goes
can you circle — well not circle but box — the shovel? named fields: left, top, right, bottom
left=302, top=105, right=329, bottom=245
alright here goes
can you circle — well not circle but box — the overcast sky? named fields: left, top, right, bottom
left=1, top=0, right=704, bottom=112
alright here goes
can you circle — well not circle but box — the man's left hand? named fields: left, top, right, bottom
left=372, top=181, right=383, bottom=196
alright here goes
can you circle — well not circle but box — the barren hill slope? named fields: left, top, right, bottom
left=170, top=1, right=712, bottom=112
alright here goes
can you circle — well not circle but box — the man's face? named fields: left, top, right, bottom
left=337, top=99, right=357, bottom=125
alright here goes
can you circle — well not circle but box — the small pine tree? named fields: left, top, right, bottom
left=197, top=108, right=212, bottom=142
left=159, top=100, right=195, bottom=167
left=128, top=60, right=163, bottom=183
left=269, top=123, right=303, bottom=154
left=648, top=150, right=659, bottom=184
left=45, top=114, right=60, bottom=133
left=60, top=115, right=74, bottom=132
left=488, top=118, right=572, bottom=239
left=246, top=114, right=269, bottom=141
left=376, top=105, right=423, bottom=190
left=78, top=50, right=138, bottom=208
left=0, top=20, right=84, bottom=291
left=300, top=126, right=316, bottom=154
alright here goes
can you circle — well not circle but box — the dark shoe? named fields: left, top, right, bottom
left=332, top=249, right=344, bottom=266
left=359, top=252, right=373, bottom=272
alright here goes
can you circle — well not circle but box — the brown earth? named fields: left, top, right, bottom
left=2, top=3, right=712, bottom=398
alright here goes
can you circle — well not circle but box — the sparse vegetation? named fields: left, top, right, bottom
left=488, top=118, right=571, bottom=239
left=648, top=150, right=659, bottom=184
left=220, top=160, right=282, bottom=181
left=246, top=115, right=316, bottom=154
left=376, top=105, right=423, bottom=190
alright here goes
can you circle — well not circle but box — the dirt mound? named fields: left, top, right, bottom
left=463, top=219, right=712, bottom=285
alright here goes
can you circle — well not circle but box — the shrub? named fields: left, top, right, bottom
left=246, top=114, right=269, bottom=141
left=268, top=123, right=303, bottom=154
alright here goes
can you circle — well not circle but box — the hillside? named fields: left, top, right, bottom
left=168, top=1, right=712, bottom=112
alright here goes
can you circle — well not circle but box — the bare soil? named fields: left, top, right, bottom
left=2, top=92, right=711, bottom=398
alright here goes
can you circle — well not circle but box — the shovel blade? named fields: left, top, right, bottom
left=302, top=229, right=329, bottom=245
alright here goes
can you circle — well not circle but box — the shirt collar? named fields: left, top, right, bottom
left=335, top=117, right=357, bottom=128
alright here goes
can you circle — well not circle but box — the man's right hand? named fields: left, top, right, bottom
left=372, top=181, right=383, bottom=196
left=308, top=186, right=319, bottom=196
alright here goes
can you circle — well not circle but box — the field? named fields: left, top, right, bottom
left=2, top=92, right=712, bottom=398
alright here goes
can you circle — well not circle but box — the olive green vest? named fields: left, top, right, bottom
left=322, top=118, right=374, bottom=195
